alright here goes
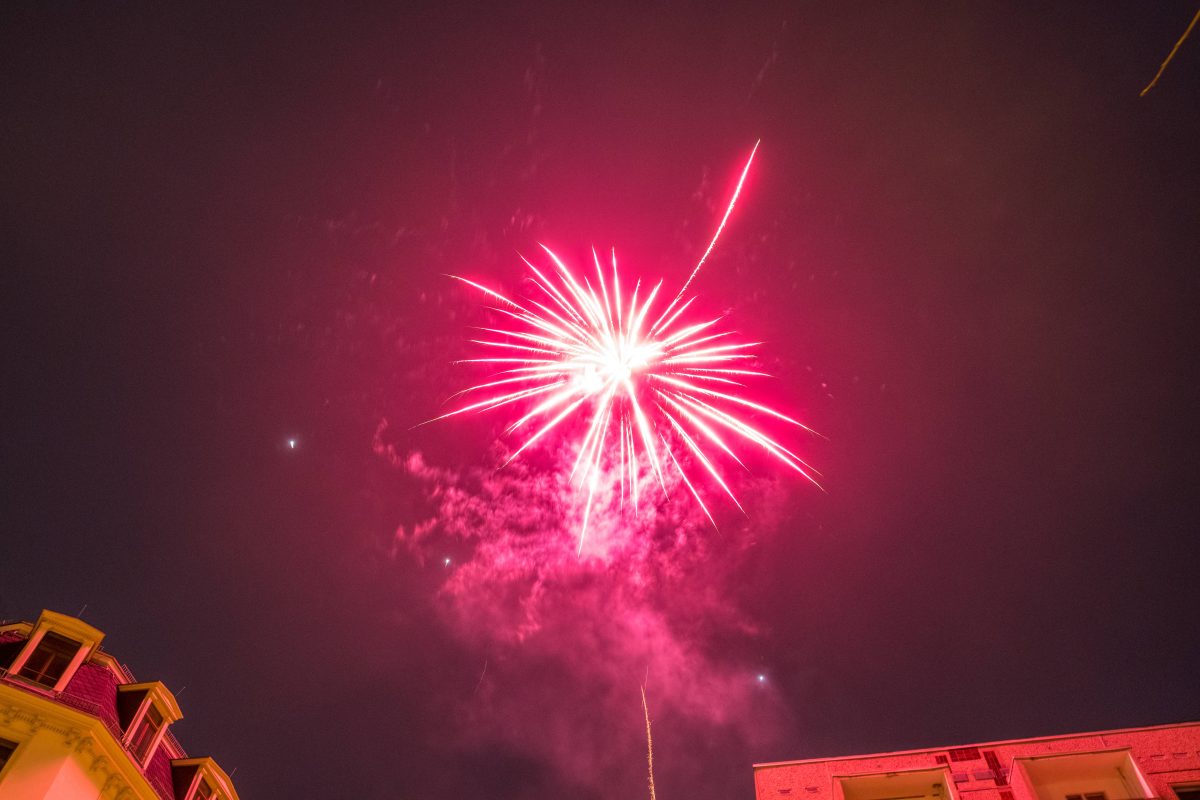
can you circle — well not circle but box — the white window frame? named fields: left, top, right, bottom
left=6, top=611, right=104, bottom=692
left=173, top=757, right=239, bottom=800
left=118, top=682, right=183, bottom=767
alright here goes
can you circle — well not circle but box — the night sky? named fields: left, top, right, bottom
left=3, top=3, right=1199, bottom=799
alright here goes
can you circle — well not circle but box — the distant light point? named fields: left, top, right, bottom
left=443, top=557, right=452, bottom=567
left=756, top=673, right=766, bottom=683
left=287, top=438, right=297, bottom=449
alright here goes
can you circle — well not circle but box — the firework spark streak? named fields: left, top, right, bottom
left=434, top=142, right=820, bottom=552
left=642, top=685, right=657, bottom=800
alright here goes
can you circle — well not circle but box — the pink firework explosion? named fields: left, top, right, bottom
left=434, top=142, right=820, bottom=551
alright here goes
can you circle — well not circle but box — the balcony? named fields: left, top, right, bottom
left=838, top=768, right=960, bottom=800
left=1012, top=749, right=1156, bottom=800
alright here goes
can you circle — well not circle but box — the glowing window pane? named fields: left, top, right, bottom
left=18, top=632, right=80, bottom=687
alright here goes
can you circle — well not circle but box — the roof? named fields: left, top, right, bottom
left=0, top=611, right=240, bottom=800
left=754, top=720, right=1200, bottom=770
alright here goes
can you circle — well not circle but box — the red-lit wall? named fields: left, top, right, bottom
left=755, top=723, right=1200, bottom=800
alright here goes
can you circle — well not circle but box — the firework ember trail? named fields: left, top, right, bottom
left=434, top=142, right=820, bottom=551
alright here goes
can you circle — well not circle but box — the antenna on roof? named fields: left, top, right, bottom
left=77, top=603, right=88, bottom=618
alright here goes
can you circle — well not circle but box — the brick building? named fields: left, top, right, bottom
left=0, top=609, right=237, bottom=800
left=755, top=722, right=1200, bottom=800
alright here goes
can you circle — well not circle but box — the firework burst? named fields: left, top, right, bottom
left=434, top=142, right=820, bottom=552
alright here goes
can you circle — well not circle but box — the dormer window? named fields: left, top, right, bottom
left=17, top=631, right=81, bottom=688
left=172, top=757, right=238, bottom=800
left=118, top=681, right=183, bottom=766
left=190, top=778, right=216, bottom=800
left=129, top=703, right=165, bottom=762
left=5, top=610, right=104, bottom=692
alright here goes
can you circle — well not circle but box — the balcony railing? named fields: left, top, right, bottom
left=951, top=768, right=1010, bottom=784
left=163, top=728, right=188, bottom=758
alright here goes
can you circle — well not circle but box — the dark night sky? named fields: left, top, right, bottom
left=3, top=3, right=1199, bottom=799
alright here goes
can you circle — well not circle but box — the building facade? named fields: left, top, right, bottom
left=755, top=723, right=1200, bottom=800
left=0, top=610, right=237, bottom=800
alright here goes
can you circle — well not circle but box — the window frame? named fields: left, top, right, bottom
left=5, top=610, right=105, bottom=693
left=118, top=682, right=183, bottom=767
left=172, top=757, right=239, bottom=800
left=128, top=702, right=166, bottom=763
left=189, top=776, right=217, bottom=800
left=16, top=631, right=82, bottom=688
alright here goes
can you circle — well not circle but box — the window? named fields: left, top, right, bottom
left=172, top=759, right=234, bottom=800
left=0, top=738, right=16, bottom=772
left=118, top=681, right=182, bottom=768
left=190, top=779, right=216, bottom=800
left=1175, top=789, right=1200, bottom=800
left=17, top=632, right=81, bottom=688
left=129, top=703, right=165, bottom=763
left=5, top=611, right=104, bottom=693
left=171, top=758, right=234, bottom=800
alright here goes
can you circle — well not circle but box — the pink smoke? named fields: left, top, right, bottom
left=375, top=420, right=796, bottom=796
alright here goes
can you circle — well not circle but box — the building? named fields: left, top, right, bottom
left=0, top=609, right=237, bottom=800
left=755, top=722, right=1200, bottom=800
